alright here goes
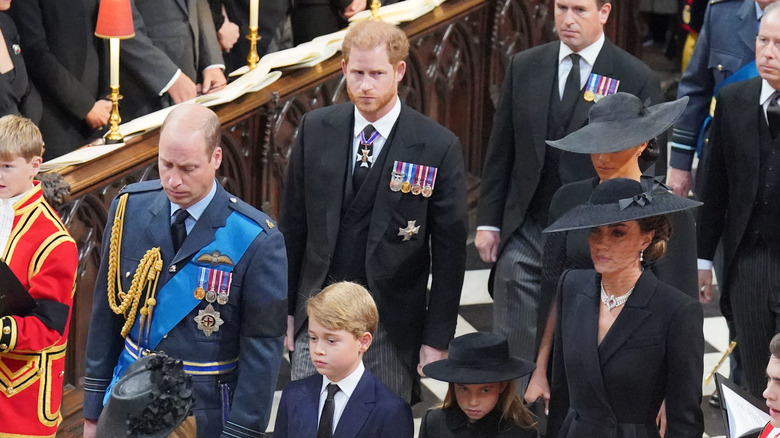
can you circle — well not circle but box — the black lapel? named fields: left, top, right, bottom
left=530, top=44, right=560, bottom=164
left=320, top=105, right=354, bottom=257
left=570, top=272, right=610, bottom=403
left=366, top=104, right=424, bottom=260
left=597, top=270, right=656, bottom=365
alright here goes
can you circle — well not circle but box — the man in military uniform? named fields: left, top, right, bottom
left=669, top=0, right=777, bottom=197
left=83, top=104, right=287, bottom=438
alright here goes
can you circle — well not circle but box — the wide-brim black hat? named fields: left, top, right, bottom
left=423, top=332, right=535, bottom=384
left=544, top=177, right=702, bottom=233
left=96, top=353, right=193, bottom=438
left=545, top=93, right=689, bottom=154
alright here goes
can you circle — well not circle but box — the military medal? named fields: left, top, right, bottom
left=422, top=166, right=437, bottom=198
left=205, top=269, right=220, bottom=303
left=357, top=128, right=380, bottom=168
left=401, top=163, right=414, bottom=194
left=390, top=161, right=404, bottom=192
left=585, top=73, right=620, bottom=103
left=194, top=267, right=207, bottom=300
left=217, top=272, right=233, bottom=305
left=194, top=303, right=224, bottom=336
left=411, top=165, right=423, bottom=195
left=682, top=4, right=691, bottom=25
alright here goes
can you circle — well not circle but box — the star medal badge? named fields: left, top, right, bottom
left=398, top=220, right=420, bottom=241
left=194, top=303, right=224, bottom=336
left=194, top=267, right=207, bottom=300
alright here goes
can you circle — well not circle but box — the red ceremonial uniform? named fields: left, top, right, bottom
left=761, top=422, right=780, bottom=437
left=0, top=182, right=78, bottom=437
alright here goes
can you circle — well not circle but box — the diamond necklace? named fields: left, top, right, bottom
left=600, top=281, right=636, bottom=310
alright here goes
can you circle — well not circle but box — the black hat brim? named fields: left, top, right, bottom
left=423, top=357, right=535, bottom=384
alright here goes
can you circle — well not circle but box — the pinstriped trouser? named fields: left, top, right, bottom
left=291, top=321, right=415, bottom=402
left=492, top=217, right=544, bottom=396
left=729, top=240, right=780, bottom=399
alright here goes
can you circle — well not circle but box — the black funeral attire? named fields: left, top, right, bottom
left=0, top=13, right=40, bottom=123
left=10, top=0, right=107, bottom=160
left=420, top=406, right=538, bottom=438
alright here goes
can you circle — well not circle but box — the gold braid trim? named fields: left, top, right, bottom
left=106, top=193, right=163, bottom=339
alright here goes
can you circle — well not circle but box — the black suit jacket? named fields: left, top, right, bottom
left=10, top=0, right=106, bottom=159
left=548, top=269, right=704, bottom=438
left=477, top=39, right=662, bottom=242
left=697, top=76, right=764, bottom=296
left=279, top=102, right=467, bottom=352
left=274, top=369, right=414, bottom=437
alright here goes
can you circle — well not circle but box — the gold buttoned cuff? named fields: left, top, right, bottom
left=0, top=316, right=17, bottom=353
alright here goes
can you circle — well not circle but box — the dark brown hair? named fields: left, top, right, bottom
left=637, top=214, right=671, bottom=263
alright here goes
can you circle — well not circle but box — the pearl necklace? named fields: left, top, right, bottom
left=600, top=281, right=636, bottom=310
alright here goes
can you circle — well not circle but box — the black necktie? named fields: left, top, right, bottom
left=768, top=91, right=780, bottom=139
left=561, top=53, right=581, bottom=112
left=171, top=208, right=189, bottom=253
left=353, top=124, right=377, bottom=192
left=317, top=383, right=340, bottom=438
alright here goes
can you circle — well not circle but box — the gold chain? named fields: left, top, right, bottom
left=106, top=193, right=163, bottom=338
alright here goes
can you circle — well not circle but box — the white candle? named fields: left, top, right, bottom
left=249, top=0, right=259, bottom=28
left=110, top=38, right=120, bottom=88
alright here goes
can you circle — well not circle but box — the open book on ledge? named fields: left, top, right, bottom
left=716, top=373, right=770, bottom=438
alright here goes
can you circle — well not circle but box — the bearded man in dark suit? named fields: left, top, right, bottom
left=475, top=0, right=663, bottom=395
left=279, top=19, right=467, bottom=403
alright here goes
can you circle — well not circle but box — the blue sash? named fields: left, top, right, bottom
left=697, top=61, right=758, bottom=156
left=103, top=211, right=263, bottom=405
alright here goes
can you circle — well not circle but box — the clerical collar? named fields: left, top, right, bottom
left=558, top=32, right=605, bottom=67
left=353, top=97, right=401, bottom=141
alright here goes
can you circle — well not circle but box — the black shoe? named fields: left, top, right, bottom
left=708, top=390, right=720, bottom=408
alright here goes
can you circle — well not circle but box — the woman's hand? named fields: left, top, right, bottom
left=524, top=368, right=550, bottom=411
left=656, top=400, right=667, bottom=437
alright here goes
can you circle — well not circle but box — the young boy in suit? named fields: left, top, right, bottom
left=274, top=281, right=414, bottom=438
left=0, top=115, right=79, bottom=437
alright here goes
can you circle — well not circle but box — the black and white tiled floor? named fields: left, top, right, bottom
left=264, top=269, right=732, bottom=437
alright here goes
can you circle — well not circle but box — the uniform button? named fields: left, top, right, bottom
left=717, top=64, right=724, bottom=71
left=169, top=265, right=177, bottom=273
left=230, top=197, right=237, bottom=204
left=125, top=271, right=131, bottom=278
left=0, top=343, right=6, bottom=350
left=7, top=386, right=14, bottom=394
left=2, top=327, right=9, bottom=334
left=59, top=371, right=65, bottom=377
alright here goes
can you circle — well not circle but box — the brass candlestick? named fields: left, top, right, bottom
left=247, top=26, right=261, bottom=70
left=370, top=0, right=381, bottom=19
left=105, top=85, right=124, bottom=143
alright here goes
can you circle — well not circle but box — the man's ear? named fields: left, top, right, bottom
left=395, top=61, right=406, bottom=83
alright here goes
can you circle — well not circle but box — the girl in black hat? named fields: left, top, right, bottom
left=525, top=93, right=699, bottom=413
left=420, top=332, right=539, bottom=438
left=541, top=178, right=704, bottom=437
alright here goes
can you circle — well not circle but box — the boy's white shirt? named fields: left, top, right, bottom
left=0, top=185, right=33, bottom=253
left=318, top=361, right=366, bottom=433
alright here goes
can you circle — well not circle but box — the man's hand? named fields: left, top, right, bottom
left=656, top=400, right=667, bottom=437
left=286, top=315, right=295, bottom=352
left=667, top=168, right=693, bottom=197
left=475, top=230, right=500, bottom=263
left=418, top=344, right=447, bottom=377
left=524, top=368, right=550, bottom=410
left=167, top=74, right=197, bottom=104
left=199, top=68, right=227, bottom=95
left=217, top=18, right=240, bottom=52
left=85, top=99, right=112, bottom=129
left=341, top=0, right=366, bottom=19
left=698, top=269, right=713, bottom=303
left=83, top=419, right=98, bottom=438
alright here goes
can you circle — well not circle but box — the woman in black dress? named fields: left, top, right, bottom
left=0, top=4, right=40, bottom=122
left=544, top=178, right=704, bottom=437
left=524, top=94, right=698, bottom=410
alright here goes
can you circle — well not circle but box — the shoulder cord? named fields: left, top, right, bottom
left=106, top=193, right=163, bottom=342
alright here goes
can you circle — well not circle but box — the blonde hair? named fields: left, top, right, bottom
left=441, top=380, right=537, bottom=429
left=342, top=20, right=410, bottom=66
left=307, top=282, right=379, bottom=338
left=0, top=115, right=44, bottom=161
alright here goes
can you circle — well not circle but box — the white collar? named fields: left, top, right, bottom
left=170, top=179, right=217, bottom=220
left=760, top=79, right=779, bottom=106
left=558, top=32, right=605, bottom=67
left=353, top=98, right=401, bottom=140
left=321, top=361, right=365, bottom=398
